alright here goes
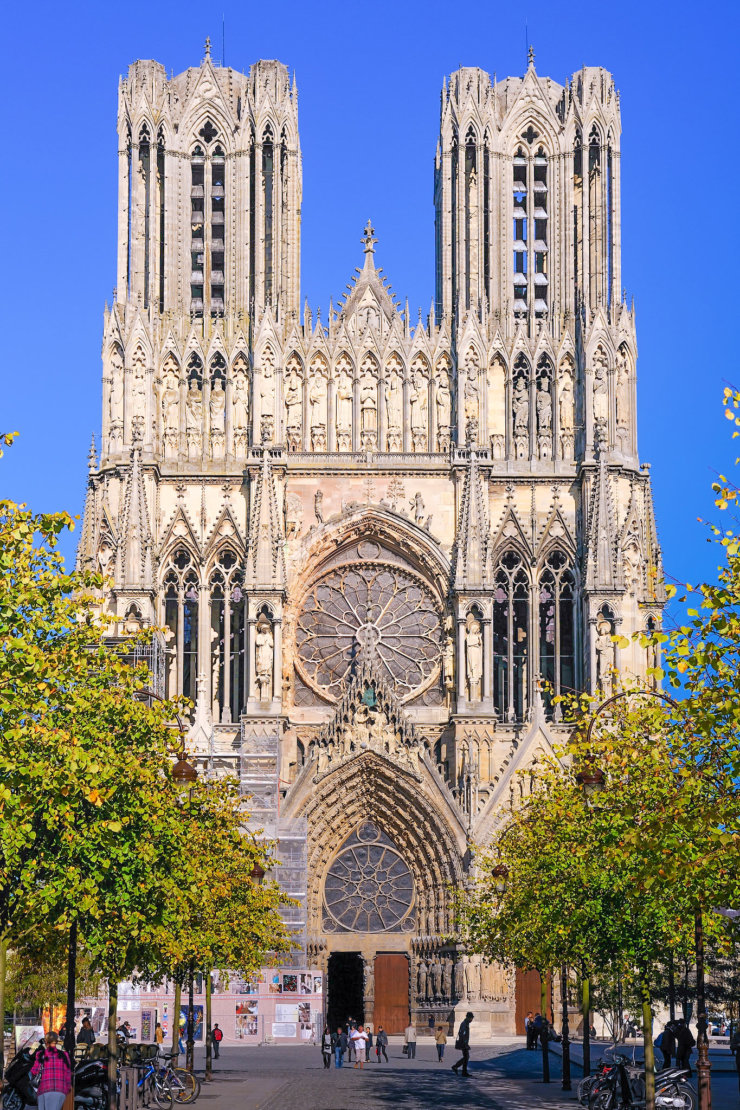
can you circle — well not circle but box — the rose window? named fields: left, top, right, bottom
left=323, top=822, right=415, bottom=933
left=296, top=563, right=441, bottom=700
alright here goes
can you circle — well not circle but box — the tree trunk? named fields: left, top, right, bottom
left=668, top=954, right=676, bottom=1022
left=560, top=964, right=571, bottom=1092
left=0, top=935, right=7, bottom=1076
left=172, top=980, right=182, bottom=1058
left=205, top=970, right=212, bottom=1081
left=107, top=980, right=118, bottom=1110
left=582, top=970, right=591, bottom=1078
left=640, top=975, right=655, bottom=1110
left=540, top=970, right=550, bottom=1083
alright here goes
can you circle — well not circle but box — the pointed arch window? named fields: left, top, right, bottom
left=263, top=125, right=274, bottom=306
left=162, top=548, right=199, bottom=709
left=209, top=547, right=245, bottom=723
left=190, top=124, right=226, bottom=317
left=157, top=127, right=166, bottom=312
left=493, top=550, right=529, bottom=722
left=538, top=550, right=575, bottom=711
left=139, top=125, right=152, bottom=309
left=512, top=141, right=549, bottom=317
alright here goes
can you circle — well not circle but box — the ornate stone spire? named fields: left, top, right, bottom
left=246, top=449, right=286, bottom=590
left=452, top=451, right=491, bottom=590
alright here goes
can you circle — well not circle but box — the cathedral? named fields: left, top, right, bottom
left=77, top=43, right=664, bottom=1036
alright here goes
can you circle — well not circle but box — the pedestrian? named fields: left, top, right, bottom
left=375, top=1026, right=389, bottom=1063
left=31, top=1032, right=72, bottom=1110
left=332, top=1026, right=347, bottom=1068
left=525, top=1010, right=535, bottom=1050
left=451, top=1010, right=474, bottom=1077
left=532, top=1012, right=543, bottom=1047
left=212, top=1023, right=223, bottom=1059
left=154, top=1023, right=164, bottom=1047
left=76, top=1018, right=95, bottom=1049
left=117, top=1020, right=132, bottom=1042
left=178, top=1024, right=186, bottom=1055
left=674, top=1019, right=696, bottom=1076
left=403, top=1021, right=417, bottom=1059
left=351, top=1025, right=368, bottom=1068
left=321, top=1026, right=332, bottom=1069
left=657, top=1022, right=675, bottom=1070
left=365, top=1027, right=373, bottom=1062
left=346, top=1018, right=356, bottom=1063
left=435, top=1023, right=447, bottom=1062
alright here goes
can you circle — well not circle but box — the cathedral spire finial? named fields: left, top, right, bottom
left=528, top=43, right=535, bottom=69
left=204, top=36, right=211, bottom=60
left=361, top=219, right=377, bottom=256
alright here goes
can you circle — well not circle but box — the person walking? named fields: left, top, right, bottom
left=675, top=1019, right=696, bottom=1076
left=435, top=1024, right=447, bottom=1062
left=532, top=1012, right=543, bottom=1048
left=76, top=1018, right=95, bottom=1049
left=525, top=1011, right=534, bottom=1049
left=332, top=1026, right=347, bottom=1068
left=154, top=1023, right=164, bottom=1047
left=730, top=1027, right=740, bottom=1097
left=657, top=1022, right=675, bottom=1070
left=346, top=1019, right=356, bottom=1063
left=451, top=1011, right=474, bottom=1077
left=364, top=1027, right=373, bottom=1062
left=212, top=1023, right=223, bottom=1058
left=321, top=1026, right=332, bottom=1069
left=375, top=1026, right=389, bottom=1063
left=403, top=1021, right=417, bottom=1059
left=351, top=1025, right=368, bottom=1068
left=30, top=1032, right=72, bottom=1110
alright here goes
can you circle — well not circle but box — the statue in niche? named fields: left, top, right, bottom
left=592, top=349, right=609, bottom=428
left=209, top=378, right=226, bottom=459
left=417, top=960, right=429, bottom=1003
left=255, top=616, right=274, bottom=702
left=443, top=635, right=455, bottom=701
left=464, top=956, right=480, bottom=1002
left=465, top=618, right=483, bottom=702
left=162, top=369, right=179, bottom=436
left=616, top=350, right=630, bottom=447
left=536, top=377, right=552, bottom=460
left=336, top=369, right=353, bottom=450
left=595, top=617, right=614, bottom=694
left=430, top=957, right=443, bottom=1000
left=513, top=376, right=529, bottom=458
left=284, top=369, right=302, bottom=451
left=259, top=349, right=276, bottom=444
left=185, top=381, right=203, bottom=458
left=314, top=489, right=324, bottom=524
left=360, top=371, right=377, bottom=448
left=435, top=365, right=452, bottom=451
left=308, top=372, right=327, bottom=450
left=454, top=959, right=465, bottom=1000
left=232, top=368, right=249, bottom=448
left=109, top=369, right=124, bottom=437
left=623, top=540, right=641, bottom=596
left=364, top=959, right=374, bottom=1001
left=409, top=371, right=428, bottom=451
left=131, top=348, right=147, bottom=425
left=463, top=353, right=480, bottom=442
left=385, top=372, right=403, bottom=450
left=442, top=957, right=453, bottom=1000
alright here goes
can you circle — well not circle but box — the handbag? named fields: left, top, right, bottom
left=454, top=1036, right=462, bottom=1050
left=402, top=1044, right=408, bottom=1055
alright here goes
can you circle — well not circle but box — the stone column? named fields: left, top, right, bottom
left=456, top=616, right=466, bottom=703
left=482, top=616, right=492, bottom=705
left=272, top=616, right=282, bottom=709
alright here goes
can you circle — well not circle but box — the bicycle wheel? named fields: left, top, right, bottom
left=170, top=1069, right=200, bottom=1103
left=151, top=1075, right=175, bottom=1109
left=577, top=1075, right=596, bottom=1105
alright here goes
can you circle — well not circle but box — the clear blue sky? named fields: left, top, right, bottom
left=2, top=0, right=738, bottom=625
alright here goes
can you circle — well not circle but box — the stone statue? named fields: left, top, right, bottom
left=442, top=957, right=453, bottom=1000
left=593, top=351, right=609, bottom=426
left=409, top=372, right=428, bottom=448
left=314, top=489, right=324, bottom=524
left=463, top=357, right=480, bottom=432
left=536, top=378, right=552, bottom=433
left=255, top=616, right=274, bottom=701
left=309, top=373, right=327, bottom=450
left=443, top=636, right=455, bottom=695
left=454, top=959, right=465, bottom=1000
left=465, top=620, right=483, bottom=702
left=233, top=370, right=249, bottom=437
left=259, top=350, right=276, bottom=443
left=285, top=369, right=302, bottom=431
left=595, top=618, right=614, bottom=693
left=436, top=368, right=451, bottom=444
left=417, top=960, right=429, bottom=1003
left=558, top=365, right=574, bottom=431
left=385, top=373, right=402, bottom=447
left=364, top=960, right=374, bottom=1001
left=410, top=492, right=425, bottom=526
left=513, top=376, right=529, bottom=458
left=464, top=956, right=480, bottom=1002
left=109, top=372, right=123, bottom=427
left=185, top=382, right=203, bottom=457
left=162, top=372, right=179, bottom=433
left=132, top=349, right=147, bottom=420
left=209, top=378, right=225, bottom=429
left=360, top=371, right=377, bottom=445
left=336, top=370, right=353, bottom=435
left=430, top=957, right=443, bottom=1000
left=616, top=351, right=630, bottom=430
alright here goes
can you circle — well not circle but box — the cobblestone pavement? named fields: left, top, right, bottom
left=190, top=1043, right=740, bottom=1109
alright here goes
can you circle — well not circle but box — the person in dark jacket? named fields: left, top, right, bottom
left=375, top=1026, right=388, bottom=1063
left=76, top=1019, right=95, bottom=1048
left=332, top=1027, right=348, bottom=1068
left=451, top=1011, right=474, bottom=1077
left=674, top=1019, right=696, bottom=1076
left=321, top=1026, right=332, bottom=1069
left=657, top=1022, right=675, bottom=1070
left=532, top=1012, right=544, bottom=1047
left=364, top=1028, right=373, bottom=1062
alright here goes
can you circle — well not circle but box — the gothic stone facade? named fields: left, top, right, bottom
left=77, top=49, right=664, bottom=1033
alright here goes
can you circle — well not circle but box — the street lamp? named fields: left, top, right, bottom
left=581, top=689, right=712, bottom=1110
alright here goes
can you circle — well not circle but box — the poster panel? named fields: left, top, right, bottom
left=271, top=1022, right=296, bottom=1038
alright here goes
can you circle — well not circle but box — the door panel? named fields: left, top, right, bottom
left=374, top=954, right=409, bottom=1034
left=515, top=967, right=543, bottom=1034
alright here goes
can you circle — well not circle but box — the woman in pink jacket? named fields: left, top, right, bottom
left=31, top=1032, right=72, bottom=1110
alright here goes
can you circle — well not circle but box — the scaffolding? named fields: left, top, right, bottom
left=240, top=720, right=307, bottom=966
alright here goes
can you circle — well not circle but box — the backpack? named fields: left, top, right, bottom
left=213, top=1028, right=223, bottom=1042
left=654, top=1032, right=663, bottom=1049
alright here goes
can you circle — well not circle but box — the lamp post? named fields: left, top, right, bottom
left=580, top=688, right=713, bottom=1110
left=560, top=964, right=572, bottom=1092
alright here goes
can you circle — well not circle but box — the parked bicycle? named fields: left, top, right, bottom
left=587, top=1050, right=697, bottom=1109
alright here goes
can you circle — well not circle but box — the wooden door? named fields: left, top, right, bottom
left=374, top=954, right=409, bottom=1034
left=515, top=967, right=542, bottom=1034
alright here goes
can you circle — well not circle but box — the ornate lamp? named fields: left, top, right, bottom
left=575, top=766, right=606, bottom=800
left=491, top=862, right=509, bottom=894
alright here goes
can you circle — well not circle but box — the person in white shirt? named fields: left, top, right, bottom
left=404, top=1022, right=417, bottom=1059
left=351, top=1025, right=368, bottom=1069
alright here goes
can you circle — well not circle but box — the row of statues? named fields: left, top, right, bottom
left=107, top=346, right=632, bottom=458
left=413, top=955, right=508, bottom=1004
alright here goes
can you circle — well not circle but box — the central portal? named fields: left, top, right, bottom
left=374, top=953, right=409, bottom=1034
left=327, top=952, right=364, bottom=1031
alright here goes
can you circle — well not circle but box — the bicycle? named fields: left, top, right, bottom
left=155, top=1053, right=201, bottom=1104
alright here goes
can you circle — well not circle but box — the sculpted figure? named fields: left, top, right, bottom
left=233, top=370, right=249, bottom=434
left=162, top=371, right=179, bottom=433
left=360, top=371, right=377, bottom=443
left=385, top=373, right=402, bottom=435
left=259, top=350, right=276, bottom=443
left=285, top=369, right=302, bottom=430
left=209, top=378, right=225, bottom=430
left=616, top=351, right=630, bottom=429
left=430, top=957, right=443, bottom=1000
left=593, top=350, right=609, bottom=426
left=558, top=365, right=574, bottom=432
left=417, top=960, right=429, bottom=1003
left=364, top=960, right=374, bottom=1001
left=410, top=492, right=425, bottom=526
left=464, top=358, right=480, bottom=430
left=595, top=618, right=614, bottom=693
left=465, top=619, right=483, bottom=702
left=513, top=377, right=529, bottom=433
left=185, top=381, right=203, bottom=457
left=409, top=372, right=428, bottom=433
left=336, top=370, right=353, bottom=433
left=536, top=378, right=552, bottom=433
left=443, top=636, right=455, bottom=694
left=109, top=372, right=123, bottom=427
left=314, top=489, right=324, bottom=524
left=442, top=957, right=453, bottom=1000
left=255, top=617, right=274, bottom=702
left=454, top=959, right=465, bottom=1000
